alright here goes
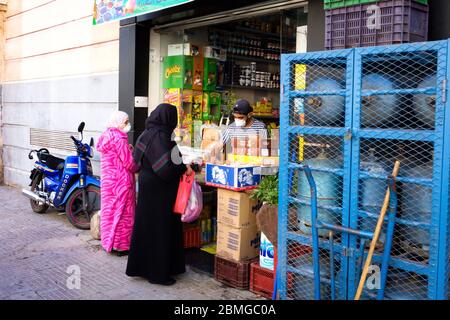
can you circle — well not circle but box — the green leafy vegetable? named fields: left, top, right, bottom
left=251, top=174, right=279, bottom=205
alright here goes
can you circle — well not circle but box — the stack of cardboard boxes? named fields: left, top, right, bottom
left=216, top=189, right=261, bottom=262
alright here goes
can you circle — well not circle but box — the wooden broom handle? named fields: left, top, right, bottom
left=354, top=160, right=400, bottom=300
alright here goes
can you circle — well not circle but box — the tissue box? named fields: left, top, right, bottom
left=205, top=163, right=261, bottom=191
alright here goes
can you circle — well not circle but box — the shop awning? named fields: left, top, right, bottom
left=93, top=0, right=194, bottom=25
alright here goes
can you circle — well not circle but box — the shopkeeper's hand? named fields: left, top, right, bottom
left=185, top=165, right=194, bottom=176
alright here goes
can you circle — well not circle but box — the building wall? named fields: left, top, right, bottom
left=1, top=0, right=120, bottom=187
left=0, top=0, right=6, bottom=184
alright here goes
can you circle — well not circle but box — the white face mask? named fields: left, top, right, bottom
left=235, top=119, right=247, bottom=127
left=122, top=123, right=131, bottom=133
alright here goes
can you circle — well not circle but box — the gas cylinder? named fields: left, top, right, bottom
left=292, top=255, right=331, bottom=300
left=297, top=149, right=342, bottom=237
left=401, top=164, right=432, bottom=252
left=304, top=78, right=345, bottom=126
left=361, top=74, right=398, bottom=127
left=413, top=75, right=436, bottom=128
left=360, top=149, right=389, bottom=245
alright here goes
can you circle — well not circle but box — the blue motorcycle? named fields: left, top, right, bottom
left=22, top=122, right=101, bottom=229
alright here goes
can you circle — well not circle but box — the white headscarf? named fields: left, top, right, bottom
left=107, top=111, right=129, bottom=129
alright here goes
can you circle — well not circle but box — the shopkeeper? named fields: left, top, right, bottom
left=221, top=99, right=267, bottom=148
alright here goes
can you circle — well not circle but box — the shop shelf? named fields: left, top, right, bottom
left=227, top=54, right=281, bottom=65
left=324, top=0, right=427, bottom=9
left=325, top=0, right=429, bottom=50
left=235, top=26, right=297, bottom=43
left=214, top=256, right=258, bottom=290
left=221, top=84, right=280, bottom=93
left=183, top=226, right=202, bottom=249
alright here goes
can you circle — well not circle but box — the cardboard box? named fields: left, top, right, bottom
left=216, top=223, right=260, bottom=262
left=162, top=55, right=194, bottom=89
left=201, top=127, right=221, bottom=149
left=247, top=148, right=260, bottom=157
left=163, top=88, right=183, bottom=108
left=247, top=135, right=261, bottom=149
left=205, top=163, right=261, bottom=191
left=232, top=147, right=247, bottom=156
left=168, top=43, right=200, bottom=56
left=261, top=149, right=270, bottom=157
left=202, top=92, right=222, bottom=121
left=192, top=92, right=203, bottom=120
left=237, top=138, right=248, bottom=148
left=217, top=189, right=259, bottom=228
left=226, top=154, right=280, bottom=167
left=193, top=56, right=204, bottom=91
left=204, top=58, right=217, bottom=91
left=204, top=46, right=227, bottom=61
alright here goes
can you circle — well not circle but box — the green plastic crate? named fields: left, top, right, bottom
left=324, top=0, right=427, bottom=9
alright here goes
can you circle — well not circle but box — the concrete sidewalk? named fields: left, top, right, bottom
left=0, top=185, right=261, bottom=300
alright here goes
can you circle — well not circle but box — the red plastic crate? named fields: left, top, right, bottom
left=183, top=226, right=201, bottom=249
left=250, top=262, right=276, bottom=299
left=250, top=262, right=295, bottom=299
left=214, top=256, right=258, bottom=290
left=325, top=0, right=428, bottom=50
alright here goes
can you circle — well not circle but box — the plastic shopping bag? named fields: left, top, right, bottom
left=173, top=174, right=194, bottom=214
left=181, top=181, right=203, bottom=223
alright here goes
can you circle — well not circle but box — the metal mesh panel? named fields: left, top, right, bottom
left=446, top=165, right=450, bottom=300
left=289, top=135, right=344, bottom=236
left=279, top=50, right=353, bottom=301
left=279, top=40, right=449, bottom=300
left=358, top=50, right=440, bottom=130
left=357, top=138, right=433, bottom=263
left=289, top=58, right=348, bottom=128
left=285, top=239, right=343, bottom=300
left=351, top=43, right=445, bottom=300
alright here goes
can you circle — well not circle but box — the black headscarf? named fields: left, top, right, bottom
left=133, top=104, right=180, bottom=179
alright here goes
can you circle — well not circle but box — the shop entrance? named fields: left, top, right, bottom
left=147, top=5, right=308, bottom=282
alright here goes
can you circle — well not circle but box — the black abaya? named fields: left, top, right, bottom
left=126, top=104, right=187, bottom=283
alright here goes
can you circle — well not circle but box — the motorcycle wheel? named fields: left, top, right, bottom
left=66, top=185, right=101, bottom=230
left=30, top=175, right=49, bottom=214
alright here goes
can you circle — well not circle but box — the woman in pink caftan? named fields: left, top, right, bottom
left=97, top=111, right=139, bottom=256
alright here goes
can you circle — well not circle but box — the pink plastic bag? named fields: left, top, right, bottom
left=173, top=174, right=194, bottom=214
left=181, top=181, right=203, bottom=223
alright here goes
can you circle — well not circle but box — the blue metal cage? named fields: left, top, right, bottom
left=278, top=40, right=450, bottom=300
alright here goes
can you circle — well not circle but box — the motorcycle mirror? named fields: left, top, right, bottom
left=90, top=137, right=94, bottom=147
left=78, top=122, right=85, bottom=133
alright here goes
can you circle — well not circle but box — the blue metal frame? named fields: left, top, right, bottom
left=279, top=40, right=450, bottom=300
left=277, top=54, right=291, bottom=300
left=279, top=48, right=355, bottom=300
left=436, top=39, right=450, bottom=300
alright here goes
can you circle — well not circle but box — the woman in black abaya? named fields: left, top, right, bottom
left=126, top=103, right=193, bottom=286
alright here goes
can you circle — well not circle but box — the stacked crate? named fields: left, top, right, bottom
left=214, top=189, right=260, bottom=289
left=324, top=0, right=429, bottom=50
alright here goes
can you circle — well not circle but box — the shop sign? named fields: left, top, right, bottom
left=93, top=0, right=194, bottom=25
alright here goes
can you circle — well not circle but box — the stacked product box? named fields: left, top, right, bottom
left=214, top=189, right=261, bottom=289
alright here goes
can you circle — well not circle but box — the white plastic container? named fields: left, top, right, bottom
left=259, top=232, right=275, bottom=271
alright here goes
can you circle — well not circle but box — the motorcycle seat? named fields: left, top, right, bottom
left=39, top=153, right=65, bottom=171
